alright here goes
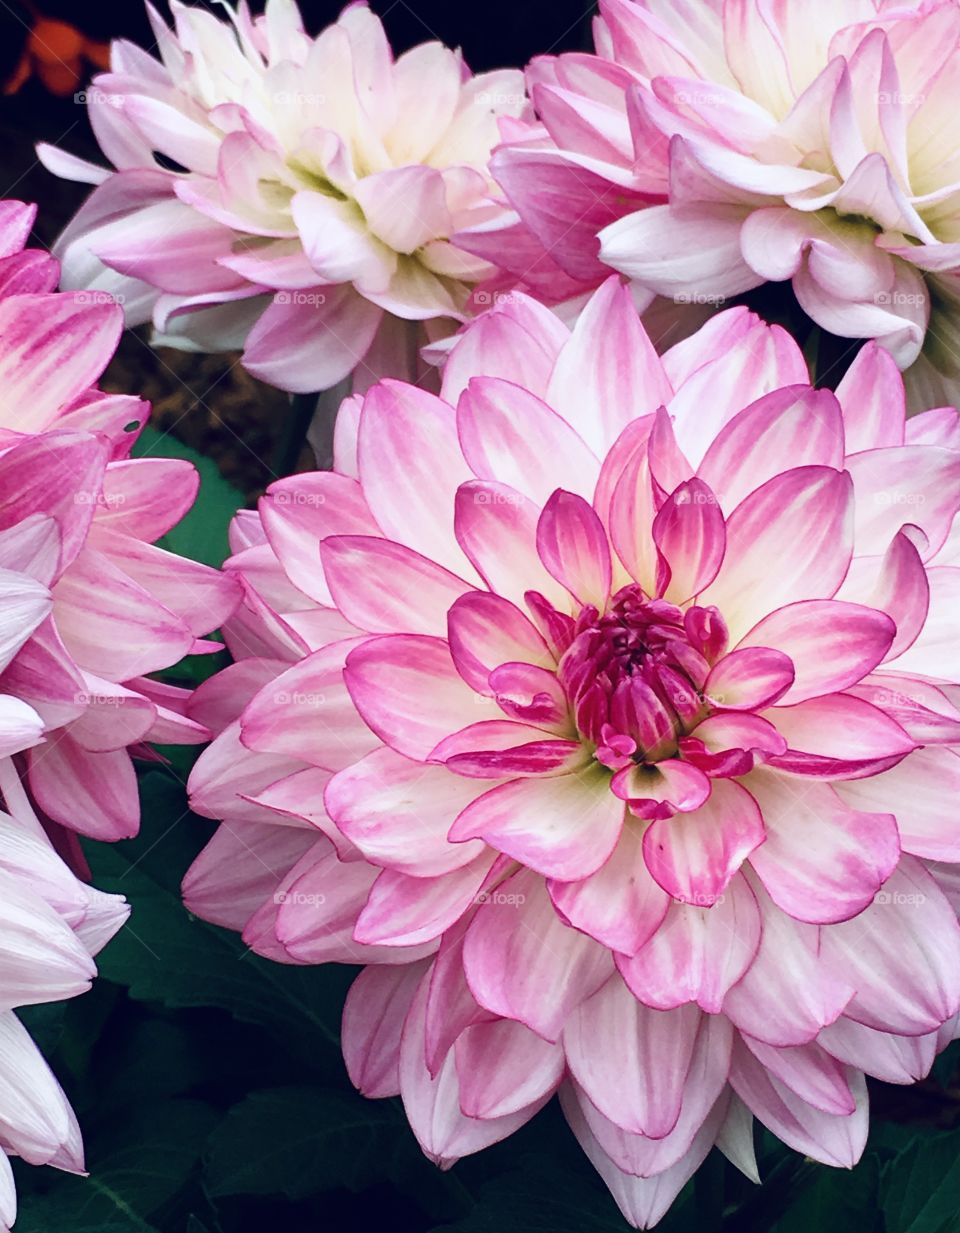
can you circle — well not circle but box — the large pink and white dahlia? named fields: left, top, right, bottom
left=490, top=0, right=960, bottom=406
left=40, top=0, right=527, bottom=394
left=0, top=199, right=238, bottom=842
left=183, top=278, right=960, bottom=1227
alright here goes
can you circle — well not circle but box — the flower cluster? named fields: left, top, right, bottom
left=183, top=278, right=960, bottom=1227
left=40, top=0, right=527, bottom=393
left=0, top=198, right=239, bottom=1218
left=30, top=0, right=960, bottom=1226
left=486, top=0, right=960, bottom=405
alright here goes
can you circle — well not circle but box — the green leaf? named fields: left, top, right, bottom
left=429, top=1154, right=633, bottom=1233
left=771, top=1154, right=881, bottom=1233
left=131, top=425, right=245, bottom=568
left=15, top=1099, right=217, bottom=1233
left=882, top=1128, right=960, bottom=1233
left=85, top=770, right=352, bottom=1071
left=204, top=1086, right=405, bottom=1200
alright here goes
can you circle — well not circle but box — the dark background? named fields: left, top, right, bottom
left=0, top=0, right=594, bottom=75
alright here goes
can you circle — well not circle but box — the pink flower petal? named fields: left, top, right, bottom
left=697, top=386, right=845, bottom=516
left=548, top=819, right=671, bottom=954
left=453, top=481, right=571, bottom=612
left=457, top=376, right=600, bottom=505
left=741, top=1036, right=855, bottom=1116
left=618, top=872, right=761, bottom=1013
left=730, top=1035, right=867, bottom=1168
left=765, top=693, right=916, bottom=778
left=837, top=529, right=929, bottom=663
left=462, top=868, right=613, bottom=1041
left=746, top=771, right=900, bottom=924
left=244, top=286, right=383, bottom=394
left=400, top=976, right=547, bottom=1168
left=240, top=639, right=379, bottom=772
left=321, top=536, right=472, bottom=636
left=455, top=1018, right=564, bottom=1119
left=723, top=880, right=854, bottom=1048
left=358, top=381, right=479, bottom=581
left=820, top=857, right=960, bottom=1036
left=536, top=490, right=612, bottom=609
left=652, top=478, right=726, bottom=603
left=344, top=634, right=499, bottom=761
left=836, top=746, right=960, bottom=862
left=545, top=276, right=673, bottom=454
left=835, top=340, right=906, bottom=453
left=342, top=961, right=430, bottom=1098
left=701, top=467, right=854, bottom=643
left=564, top=975, right=702, bottom=1137
left=446, top=591, right=552, bottom=694
left=642, top=778, right=765, bottom=905
left=704, top=646, right=795, bottom=710
left=354, top=852, right=497, bottom=947
left=449, top=769, right=624, bottom=881
left=737, top=599, right=896, bottom=704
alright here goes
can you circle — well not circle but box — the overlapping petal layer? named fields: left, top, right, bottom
left=484, top=0, right=960, bottom=408
left=0, top=198, right=239, bottom=1225
left=42, top=0, right=528, bottom=393
left=183, top=278, right=960, bottom=1225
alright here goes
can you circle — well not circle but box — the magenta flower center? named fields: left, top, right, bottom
left=556, top=586, right=728, bottom=768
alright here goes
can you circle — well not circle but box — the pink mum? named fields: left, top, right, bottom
left=41, top=0, right=527, bottom=394
left=184, top=277, right=960, bottom=1227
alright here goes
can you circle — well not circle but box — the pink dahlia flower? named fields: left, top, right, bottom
left=490, top=0, right=960, bottom=407
left=40, top=0, right=528, bottom=394
left=0, top=199, right=239, bottom=842
left=183, top=278, right=960, bottom=1227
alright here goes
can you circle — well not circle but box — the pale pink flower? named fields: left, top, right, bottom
left=0, top=197, right=234, bottom=1223
left=40, top=0, right=527, bottom=394
left=487, top=0, right=960, bottom=407
left=0, top=458, right=129, bottom=1224
left=0, top=200, right=239, bottom=841
left=182, top=278, right=960, bottom=1226
left=0, top=766, right=129, bottom=1231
